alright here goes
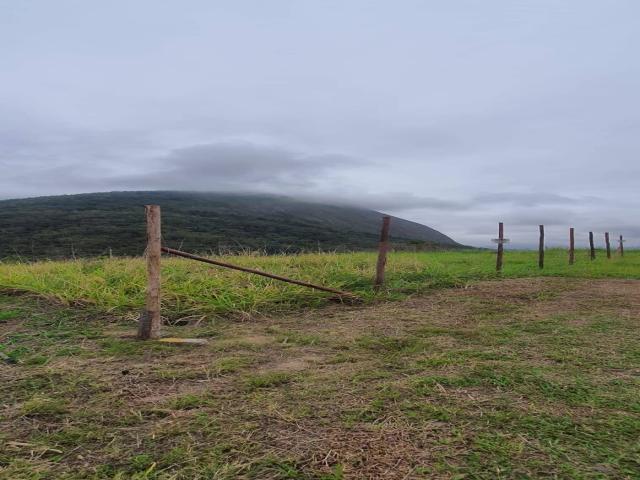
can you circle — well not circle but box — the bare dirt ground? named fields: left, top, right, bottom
left=2, top=278, right=640, bottom=479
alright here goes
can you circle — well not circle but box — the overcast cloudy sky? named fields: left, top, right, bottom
left=2, top=1, right=639, bottom=248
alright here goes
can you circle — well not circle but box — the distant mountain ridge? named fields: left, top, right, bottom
left=0, top=191, right=463, bottom=259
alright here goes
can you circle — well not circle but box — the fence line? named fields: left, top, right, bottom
left=569, top=227, right=575, bottom=265
left=1, top=203, right=632, bottom=340
left=495, top=222, right=505, bottom=272
left=138, top=205, right=162, bottom=340
left=374, top=215, right=391, bottom=290
left=538, top=225, right=545, bottom=269
left=490, top=223, right=629, bottom=271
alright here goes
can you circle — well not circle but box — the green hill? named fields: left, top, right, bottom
left=0, top=191, right=462, bottom=259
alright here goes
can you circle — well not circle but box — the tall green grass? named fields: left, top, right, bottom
left=0, top=249, right=638, bottom=317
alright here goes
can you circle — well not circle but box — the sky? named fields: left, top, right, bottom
left=1, top=1, right=639, bottom=248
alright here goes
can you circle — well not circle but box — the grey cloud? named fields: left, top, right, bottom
left=112, top=142, right=364, bottom=191
left=501, top=209, right=579, bottom=227
left=301, top=191, right=466, bottom=212
left=473, top=192, right=598, bottom=207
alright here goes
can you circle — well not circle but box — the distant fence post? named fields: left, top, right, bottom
left=619, top=235, right=625, bottom=256
left=605, top=232, right=611, bottom=259
left=538, top=225, right=545, bottom=269
left=496, top=222, right=505, bottom=273
left=569, top=227, right=575, bottom=265
left=138, top=205, right=162, bottom=340
left=589, top=232, right=595, bottom=260
left=374, top=215, right=391, bottom=290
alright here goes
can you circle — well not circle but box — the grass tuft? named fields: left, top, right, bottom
left=245, top=372, right=293, bottom=390
left=21, top=395, right=68, bottom=416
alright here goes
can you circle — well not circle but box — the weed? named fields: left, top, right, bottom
left=170, top=393, right=213, bottom=410
left=0, top=309, right=21, bottom=322
left=245, top=372, right=293, bottom=390
left=21, top=395, right=68, bottom=416
left=212, top=356, right=254, bottom=375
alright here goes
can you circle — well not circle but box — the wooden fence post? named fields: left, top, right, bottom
left=589, top=231, right=595, bottom=260
left=569, top=227, right=575, bottom=265
left=138, top=205, right=162, bottom=340
left=619, top=235, right=625, bottom=256
left=538, top=225, right=545, bottom=269
left=605, top=232, right=611, bottom=259
left=374, top=215, right=391, bottom=290
left=496, top=222, right=504, bottom=272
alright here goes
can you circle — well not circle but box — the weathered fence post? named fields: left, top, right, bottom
left=589, top=231, right=595, bottom=260
left=619, top=235, right=625, bottom=256
left=569, top=227, right=575, bottom=265
left=538, top=225, right=545, bottom=269
left=605, top=232, right=611, bottom=259
left=374, top=215, right=391, bottom=290
left=138, top=205, right=162, bottom=340
left=496, top=222, right=504, bottom=273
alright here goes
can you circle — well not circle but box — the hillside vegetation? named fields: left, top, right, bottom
left=0, top=249, right=637, bottom=318
left=0, top=191, right=461, bottom=259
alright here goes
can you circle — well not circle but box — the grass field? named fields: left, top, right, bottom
left=1, top=249, right=640, bottom=478
left=0, top=248, right=638, bottom=318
